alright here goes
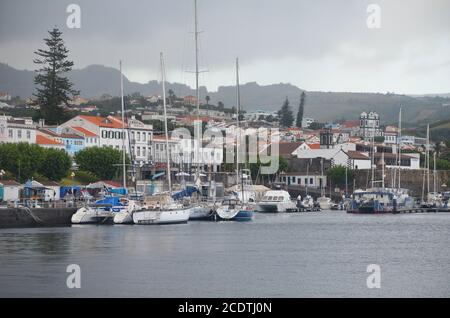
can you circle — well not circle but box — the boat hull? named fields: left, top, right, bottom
left=188, top=205, right=215, bottom=221
left=132, top=208, right=190, bottom=225
left=113, top=211, right=133, bottom=224
left=71, top=207, right=114, bottom=224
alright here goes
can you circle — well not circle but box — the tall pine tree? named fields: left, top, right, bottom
left=33, top=27, right=78, bottom=125
left=278, top=97, right=294, bottom=128
left=296, top=91, right=306, bottom=128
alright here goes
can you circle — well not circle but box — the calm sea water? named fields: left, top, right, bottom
left=1, top=211, right=449, bottom=297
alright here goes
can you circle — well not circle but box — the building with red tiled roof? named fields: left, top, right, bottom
left=58, top=114, right=153, bottom=164
left=36, top=135, right=65, bottom=150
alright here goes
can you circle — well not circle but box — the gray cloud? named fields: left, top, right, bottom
left=1, top=0, right=449, bottom=94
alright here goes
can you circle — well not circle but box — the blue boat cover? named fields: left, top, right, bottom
left=172, top=186, right=200, bottom=200
left=95, top=196, right=123, bottom=206
left=109, top=188, right=127, bottom=195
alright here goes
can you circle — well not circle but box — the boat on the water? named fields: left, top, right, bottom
left=132, top=53, right=191, bottom=225
left=299, top=195, right=315, bottom=211
left=132, top=197, right=191, bottom=225
left=188, top=203, right=215, bottom=220
left=347, top=187, right=414, bottom=214
left=317, top=196, right=332, bottom=210
left=215, top=197, right=254, bottom=221
left=256, top=190, right=296, bottom=212
left=71, top=196, right=131, bottom=224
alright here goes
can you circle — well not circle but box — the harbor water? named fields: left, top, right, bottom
left=1, top=210, right=449, bottom=297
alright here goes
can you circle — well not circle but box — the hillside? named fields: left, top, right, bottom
left=1, top=62, right=449, bottom=124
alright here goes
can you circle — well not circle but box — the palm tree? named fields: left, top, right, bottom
left=205, top=95, right=210, bottom=106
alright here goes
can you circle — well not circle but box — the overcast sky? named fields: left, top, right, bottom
left=1, top=0, right=449, bottom=94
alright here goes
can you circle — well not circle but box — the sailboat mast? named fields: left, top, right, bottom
left=160, top=52, right=172, bottom=195
left=382, top=151, right=385, bottom=188
left=397, top=107, right=402, bottom=189
left=194, top=0, right=201, bottom=178
left=235, top=58, right=242, bottom=196
left=433, top=150, right=436, bottom=193
left=427, top=124, right=430, bottom=194
left=371, top=120, right=375, bottom=189
left=119, top=60, right=127, bottom=190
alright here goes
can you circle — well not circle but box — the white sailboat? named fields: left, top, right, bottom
left=132, top=52, right=191, bottom=225
left=215, top=58, right=253, bottom=221
left=187, top=0, right=216, bottom=221
left=114, top=60, right=137, bottom=224
left=317, top=158, right=332, bottom=210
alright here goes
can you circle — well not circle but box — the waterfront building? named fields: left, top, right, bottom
left=0, top=115, right=36, bottom=144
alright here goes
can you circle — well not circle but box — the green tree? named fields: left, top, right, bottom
left=39, top=148, right=72, bottom=181
left=296, top=92, right=305, bottom=128
left=249, top=156, right=288, bottom=180
left=308, top=122, right=325, bottom=130
left=75, top=147, right=130, bottom=180
left=205, top=95, right=210, bottom=106
left=0, top=143, right=46, bottom=182
left=327, top=165, right=354, bottom=188
left=33, top=27, right=79, bottom=125
left=278, top=97, right=294, bottom=128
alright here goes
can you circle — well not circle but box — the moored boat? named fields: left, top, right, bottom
left=256, top=190, right=296, bottom=212
left=71, top=196, right=127, bottom=224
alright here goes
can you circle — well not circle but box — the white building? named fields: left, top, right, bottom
left=301, top=117, right=315, bottom=128
left=280, top=172, right=326, bottom=189
left=0, top=180, right=21, bottom=201
left=0, top=115, right=36, bottom=144
left=58, top=115, right=153, bottom=164
left=359, top=111, right=383, bottom=140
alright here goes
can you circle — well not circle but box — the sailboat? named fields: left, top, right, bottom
left=215, top=58, right=254, bottom=221
left=72, top=61, right=139, bottom=225
left=317, top=158, right=332, bottom=210
left=348, top=107, right=414, bottom=213
left=132, top=53, right=191, bottom=225
left=114, top=60, right=139, bottom=224
left=186, top=0, right=217, bottom=221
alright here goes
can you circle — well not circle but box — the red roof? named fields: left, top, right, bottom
left=36, top=135, right=64, bottom=145
left=346, top=150, right=369, bottom=160
left=72, top=126, right=98, bottom=137
left=79, top=115, right=123, bottom=129
left=60, top=133, right=83, bottom=139
left=307, top=143, right=320, bottom=149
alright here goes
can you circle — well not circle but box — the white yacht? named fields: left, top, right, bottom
left=257, top=190, right=296, bottom=213
left=133, top=197, right=191, bottom=224
left=132, top=53, right=191, bottom=225
left=72, top=196, right=130, bottom=224
left=300, top=195, right=315, bottom=211
left=317, top=196, right=332, bottom=210
left=188, top=203, right=214, bottom=220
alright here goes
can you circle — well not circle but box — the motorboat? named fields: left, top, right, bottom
left=256, top=190, right=296, bottom=212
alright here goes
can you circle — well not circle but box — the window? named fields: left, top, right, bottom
left=8, top=129, right=13, bottom=138
left=305, top=178, right=308, bottom=184
left=17, top=130, right=22, bottom=138
left=26, top=130, right=31, bottom=139
left=143, top=133, right=146, bottom=141
left=310, top=178, right=313, bottom=185
left=137, top=147, right=141, bottom=156
left=142, top=147, right=146, bottom=157
left=137, top=132, right=141, bottom=141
